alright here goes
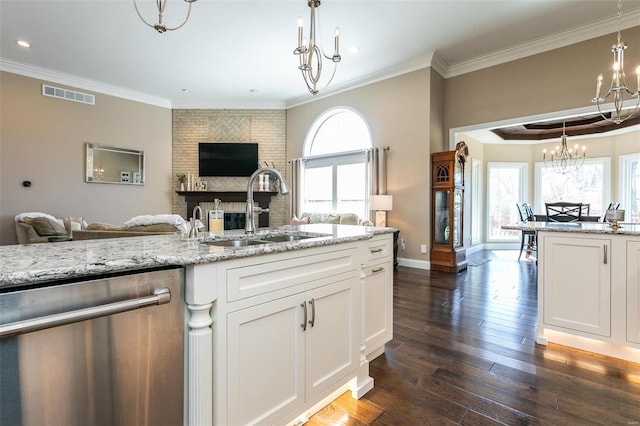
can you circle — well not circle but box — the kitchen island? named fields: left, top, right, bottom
left=502, top=221, right=640, bottom=363
left=0, top=224, right=396, bottom=426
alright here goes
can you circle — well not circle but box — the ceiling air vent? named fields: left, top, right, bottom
left=42, top=84, right=95, bottom=105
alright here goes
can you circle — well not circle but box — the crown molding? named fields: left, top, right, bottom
left=171, top=99, right=286, bottom=110
left=285, top=53, right=434, bottom=109
left=0, top=58, right=172, bottom=109
left=286, top=14, right=640, bottom=107
left=445, top=11, right=640, bottom=78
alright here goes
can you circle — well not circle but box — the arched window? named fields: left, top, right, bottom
left=301, top=108, right=373, bottom=219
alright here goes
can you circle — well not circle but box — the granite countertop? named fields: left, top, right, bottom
left=0, top=224, right=396, bottom=289
left=502, top=221, right=640, bottom=235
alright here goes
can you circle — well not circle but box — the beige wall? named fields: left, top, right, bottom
left=445, top=26, right=640, bottom=131
left=0, top=71, right=172, bottom=245
left=287, top=69, right=432, bottom=262
left=171, top=109, right=288, bottom=226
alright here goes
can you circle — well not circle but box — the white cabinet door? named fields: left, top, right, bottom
left=305, top=277, right=359, bottom=400
left=361, top=261, right=393, bottom=356
left=226, top=294, right=305, bottom=426
left=627, top=241, right=640, bottom=344
left=543, top=236, right=611, bottom=337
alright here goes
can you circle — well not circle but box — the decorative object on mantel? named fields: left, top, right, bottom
left=605, top=209, right=625, bottom=229
left=185, top=172, right=206, bottom=191
left=542, top=121, right=586, bottom=175
left=293, top=0, right=341, bottom=95
left=177, top=174, right=187, bottom=192
left=592, top=0, right=640, bottom=124
left=133, top=0, right=198, bottom=33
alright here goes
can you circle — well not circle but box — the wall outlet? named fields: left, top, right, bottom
left=420, top=244, right=427, bottom=253
left=400, top=238, right=406, bottom=251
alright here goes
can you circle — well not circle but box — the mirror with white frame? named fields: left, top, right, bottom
left=85, top=143, right=145, bottom=185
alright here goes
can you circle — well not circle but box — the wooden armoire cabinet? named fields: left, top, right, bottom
left=430, top=151, right=467, bottom=273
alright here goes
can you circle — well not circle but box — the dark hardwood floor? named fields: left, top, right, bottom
left=308, top=250, right=640, bottom=425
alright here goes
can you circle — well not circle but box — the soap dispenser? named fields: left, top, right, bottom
left=208, top=199, right=224, bottom=233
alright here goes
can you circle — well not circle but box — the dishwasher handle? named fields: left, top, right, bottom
left=0, top=287, right=171, bottom=338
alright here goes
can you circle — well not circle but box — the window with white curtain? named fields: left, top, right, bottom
left=302, top=108, right=372, bottom=218
left=534, top=157, right=611, bottom=217
left=486, top=162, right=527, bottom=241
left=620, top=153, right=640, bottom=223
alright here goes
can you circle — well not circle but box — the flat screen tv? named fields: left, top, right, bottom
left=198, top=142, right=259, bottom=177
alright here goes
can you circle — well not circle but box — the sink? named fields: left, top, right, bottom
left=258, top=234, right=317, bottom=243
left=202, top=232, right=329, bottom=248
left=205, top=239, right=267, bottom=247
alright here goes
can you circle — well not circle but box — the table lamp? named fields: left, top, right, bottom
left=371, top=195, right=393, bottom=227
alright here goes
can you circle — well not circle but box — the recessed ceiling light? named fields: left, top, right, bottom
left=16, top=40, right=31, bottom=48
left=181, top=89, right=190, bottom=93
left=348, top=46, right=359, bottom=54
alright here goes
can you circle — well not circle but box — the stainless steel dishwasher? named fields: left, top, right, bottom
left=0, top=267, right=185, bottom=426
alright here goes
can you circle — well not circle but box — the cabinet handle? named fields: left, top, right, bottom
left=603, top=245, right=607, bottom=265
left=372, top=267, right=384, bottom=274
left=370, top=248, right=384, bottom=253
left=300, top=301, right=307, bottom=331
left=308, top=298, right=316, bottom=328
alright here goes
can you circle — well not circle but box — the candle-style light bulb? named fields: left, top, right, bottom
left=636, top=65, right=640, bottom=91
left=297, top=17, right=303, bottom=48
left=334, top=27, right=340, bottom=55
left=596, top=73, right=603, bottom=99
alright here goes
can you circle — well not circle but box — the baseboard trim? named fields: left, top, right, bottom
left=397, top=257, right=430, bottom=270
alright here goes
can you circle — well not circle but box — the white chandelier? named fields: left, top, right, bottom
left=543, top=122, right=586, bottom=175
left=133, top=0, right=198, bottom=33
left=293, top=0, right=341, bottom=95
left=592, top=0, right=640, bottom=124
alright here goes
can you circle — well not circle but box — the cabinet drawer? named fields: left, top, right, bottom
left=364, top=235, right=393, bottom=263
left=226, top=247, right=358, bottom=302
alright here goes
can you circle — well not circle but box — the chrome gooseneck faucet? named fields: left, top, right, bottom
left=189, top=205, right=203, bottom=239
left=245, top=167, right=289, bottom=234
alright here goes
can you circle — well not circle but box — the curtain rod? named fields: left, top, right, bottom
left=288, top=146, right=390, bottom=163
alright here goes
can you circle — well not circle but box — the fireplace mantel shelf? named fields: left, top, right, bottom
left=176, top=191, right=278, bottom=226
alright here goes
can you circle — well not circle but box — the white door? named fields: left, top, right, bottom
left=226, top=294, right=305, bottom=426
left=305, top=277, right=359, bottom=399
left=627, top=241, right=640, bottom=344
left=543, top=236, right=611, bottom=337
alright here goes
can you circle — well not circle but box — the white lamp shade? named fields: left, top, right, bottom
left=371, top=195, right=393, bottom=211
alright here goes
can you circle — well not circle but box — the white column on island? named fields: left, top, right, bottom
left=187, top=302, right=213, bottom=426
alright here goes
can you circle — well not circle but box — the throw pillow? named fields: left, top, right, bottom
left=339, top=213, right=360, bottom=225
left=26, top=217, right=68, bottom=237
left=326, top=214, right=341, bottom=224
left=291, top=215, right=310, bottom=225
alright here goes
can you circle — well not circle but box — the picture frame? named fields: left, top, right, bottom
left=132, top=171, right=141, bottom=184
left=120, top=171, right=130, bottom=183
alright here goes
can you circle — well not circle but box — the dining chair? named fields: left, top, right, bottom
left=545, top=202, right=583, bottom=222
left=516, top=202, right=537, bottom=261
